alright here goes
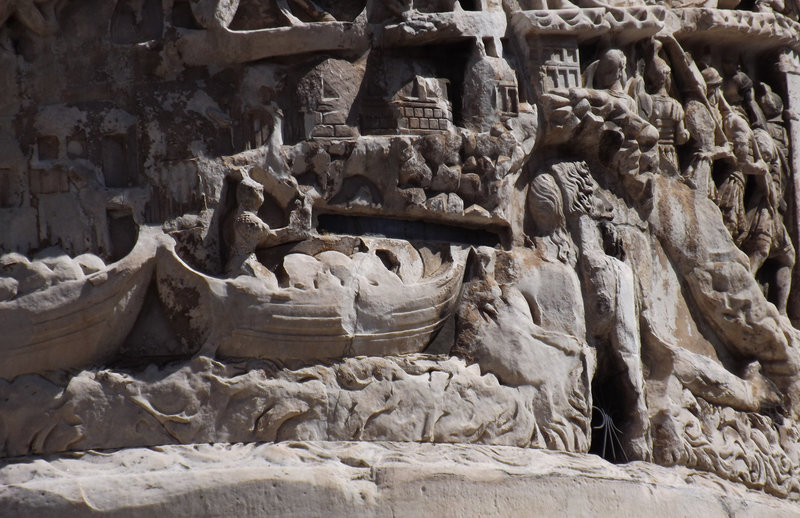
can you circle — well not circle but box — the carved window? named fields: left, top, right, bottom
left=483, top=37, right=500, bottom=58
left=246, top=112, right=271, bottom=150
left=542, top=66, right=580, bottom=91
left=321, top=78, right=340, bottom=104
left=102, top=134, right=133, bottom=188
left=542, top=46, right=579, bottom=65
left=498, top=84, right=519, bottom=116
left=537, top=39, right=581, bottom=92
left=29, top=169, right=68, bottom=195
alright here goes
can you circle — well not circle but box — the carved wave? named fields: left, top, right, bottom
left=0, top=355, right=592, bottom=458
left=655, top=392, right=800, bottom=499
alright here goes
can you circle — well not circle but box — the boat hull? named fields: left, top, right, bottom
left=0, top=228, right=160, bottom=380
left=156, top=237, right=467, bottom=361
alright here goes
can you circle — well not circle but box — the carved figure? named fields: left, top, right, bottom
left=223, top=173, right=309, bottom=277
left=547, top=161, right=650, bottom=460
left=723, top=69, right=767, bottom=130
left=715, top=118, right=763, bottom=242
left=757, top=82, right=791, bottom=176
left=591, top=49, right=635, bottom=111
left=643, top=57, right=690, bottom=177
left=733, top=86, right=796, bottom=315
left=683, top=67, right=733, bottom=197
left=578, top=48, right=659, bottom=154
left=711, top=69, right=774, bottom=248
left=740, top=130, right=795, bottom=314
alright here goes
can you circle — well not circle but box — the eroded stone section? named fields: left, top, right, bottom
left=2, top=1, right=800, bottom=509
left=0, top=355, right=571, bottom=457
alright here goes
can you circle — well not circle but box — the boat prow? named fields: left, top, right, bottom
left=0, top=227, right=162, bottom=380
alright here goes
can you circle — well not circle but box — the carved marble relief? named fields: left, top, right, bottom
left=3, top=0, right=800, bottom=506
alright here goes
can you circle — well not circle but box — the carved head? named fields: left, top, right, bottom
left=757, top=83, right=784, bottom=120
left=236, top=177, right=266, bottom=212
left=527, top=173, right=565, bottom=235
left=547, top=161, right=598, bottom=219
left=724, top=71, right=753, bottom=105
left=702, top=67, right=723, bottom=104
left=594, top=49, right=626, bottom=90
left=646, top=57, right=671, bottom=93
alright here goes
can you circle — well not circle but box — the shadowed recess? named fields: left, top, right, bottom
left=317, top=213, right=500, bottom=247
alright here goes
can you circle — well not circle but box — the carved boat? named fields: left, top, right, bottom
left=0, top=227, right=161, bottom=380
left=156, top=236, right=468, bottom=360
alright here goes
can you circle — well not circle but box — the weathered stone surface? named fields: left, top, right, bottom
left=2, top=442, right=799, bottom=518
left=3, top=0, right=800, bottom=513
left=0, top=355, right=554, bottom=457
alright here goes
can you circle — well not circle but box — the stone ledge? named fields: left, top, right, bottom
left=1, top=442, right=797, bottom=518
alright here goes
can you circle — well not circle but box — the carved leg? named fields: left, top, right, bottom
left=606, top=258, right=651, bottom=461
left=748, top=247, right=769, bottom=275
left=189, top=0, right=240, bottom=30
left=685, top=157, right=713, bottom=199
left=580, top=250, right=651, bottom=461
left=775, top=228, right=795, bottom=315
left=775, top=263, right=792, bottom=315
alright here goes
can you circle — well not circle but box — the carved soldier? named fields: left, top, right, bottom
left=757, top=82, right=791, bottom=185
left=708, top=67, right=787, bottom=278
left=716, top=103, right=770, bottom=245
left=740, top=129, right=796, bottom=315
left=730, top=84, right=796, bottom=315
left=643, top=57, right=690, bottom=177
left=751, top=84, right=790, bottom=211
left=723, top=70, right=767, bottom=131
left=683, top=67, right=733, bottom=198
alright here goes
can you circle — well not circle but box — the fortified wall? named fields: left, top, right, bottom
left=2, top=1, right=800, bottom=515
